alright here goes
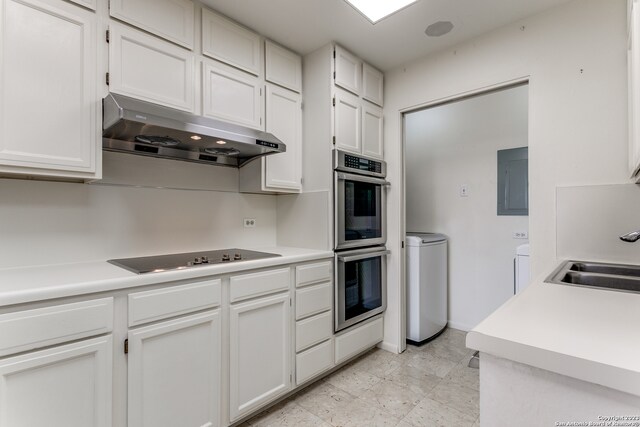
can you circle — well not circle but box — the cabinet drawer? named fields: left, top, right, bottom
left=0, top=298, right=113, bottom=357
left=295, top=282, right=332, bottom=320
left=230, top=268, right=290, bottom=302
left=128, top=279, right=221, bottom=327
left=296, top=339, right=333, bottom=386
left=334, top=316, right=383, bottom=365
left=296, top=311, right=332, bottom=352
left=296, top=261, right=332, bottom=287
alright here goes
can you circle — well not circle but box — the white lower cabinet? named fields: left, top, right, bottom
left=296, top=339, right=333, bottom=386
left=229, top=292, right=291, bottom=422
left=0, top=335, right=112, bottom=427
left=128, top=310, right=221, bottom=427
left=335, top=316, right=383, bottom=365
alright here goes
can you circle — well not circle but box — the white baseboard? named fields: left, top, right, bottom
left=447, top=320, right=473, bottom=332
left=377, top=340, right=399, bottom=354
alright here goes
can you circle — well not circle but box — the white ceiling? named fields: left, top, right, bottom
left=200, top=0, right=573, bottom=71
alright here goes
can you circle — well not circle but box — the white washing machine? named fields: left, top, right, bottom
left=406, top=233, right=448, bottom=345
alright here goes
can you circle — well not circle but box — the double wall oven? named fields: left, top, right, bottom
left=334, top=150, right=389, bottom=332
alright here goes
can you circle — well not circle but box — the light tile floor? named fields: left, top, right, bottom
left=242, top=328, right=480, bottom=427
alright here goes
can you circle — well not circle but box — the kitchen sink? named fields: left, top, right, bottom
left=546, top=261, right=640, bottom=293
left=568, top=261, right=640, bottom=277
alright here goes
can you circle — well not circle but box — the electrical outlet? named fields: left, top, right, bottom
left=243, top=218, right=256, bottom=228
left=513, top=231, right=528, bottom=239
left=460, top=184, right=469, bottom=197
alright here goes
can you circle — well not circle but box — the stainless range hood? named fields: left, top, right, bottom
left=102, top=93, right=285, bottom=167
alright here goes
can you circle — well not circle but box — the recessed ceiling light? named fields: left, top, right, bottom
left=425, top=21, right=454, bottom=37
left=190, top=135, right=202, bottom=141
left=344, top=0, right=418, bottom=24
left=216, top=140, right=227, bottom=145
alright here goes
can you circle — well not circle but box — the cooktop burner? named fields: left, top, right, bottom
left=108, top=248, right=281, bottom=274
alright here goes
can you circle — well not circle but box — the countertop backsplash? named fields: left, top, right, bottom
left=0, top=176, right=277, bottom=269
left=556, top=183, right=640, bottom=265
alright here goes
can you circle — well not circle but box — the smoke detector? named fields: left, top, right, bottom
left=425, top=21, right=454, bottom=37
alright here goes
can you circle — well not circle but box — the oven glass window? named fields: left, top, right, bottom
left=344, top=256, right=382, bottom=321
left=344, top=180, right=382, bottom=242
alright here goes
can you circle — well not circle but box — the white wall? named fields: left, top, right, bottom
left=0, top=153, right=277, bottom=268
left=383, top=0, right=628, bottom=349
left=557, top=184, right=640, bottom=265
left=405, top=85, right=529, bottom=331
left=276, top=190, right=331, bottom=250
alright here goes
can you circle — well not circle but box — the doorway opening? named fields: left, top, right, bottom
left=402, top=82, right=530, bottom=341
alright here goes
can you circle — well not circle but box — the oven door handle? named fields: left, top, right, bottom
left=338, top=250, right=391, bottom=263
left=336, top=172, right=390, bottom=186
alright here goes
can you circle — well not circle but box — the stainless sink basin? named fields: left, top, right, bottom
left=568, top=261, right=640, bottom=277
left=546, top=261, right=640, bottom=293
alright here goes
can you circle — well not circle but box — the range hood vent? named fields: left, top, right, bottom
left=102, top=93, right=286, bottom=167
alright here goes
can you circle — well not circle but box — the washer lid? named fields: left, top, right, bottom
left=516, top=243, right=530, bottom=256
left=406, top=232, right=447, bottom=245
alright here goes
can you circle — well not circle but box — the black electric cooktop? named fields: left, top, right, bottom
left=108, top=248, right=281, bottom=274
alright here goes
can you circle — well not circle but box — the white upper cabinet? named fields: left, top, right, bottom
left=334, top=45, right=361, bottom=95
left=202, top=60, right=263, bottom=130
left=0, top=0, right=99, bottom=179
left=334, top=88, right=361, bottom=154
left=109, top=23, right=195, bottom=112
left=264, top=84, right=302, bottom=191
left=202, top=8, right=261, bottom=76
left=265, top=40, right=302, bottom=93
left=362, top=63, right=384, bottom=107
left=110, top=0, right=195, bottom=49
left=362, top=102, right=384, bottom=159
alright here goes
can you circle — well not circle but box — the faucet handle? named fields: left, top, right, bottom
left=620, top=230, right=640, bottom=242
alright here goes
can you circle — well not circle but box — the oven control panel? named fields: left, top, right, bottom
left=334, top=150, right=387, bottom=178
left=343, top=154, right=382, bottom=174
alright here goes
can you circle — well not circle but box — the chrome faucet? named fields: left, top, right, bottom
left=620, top=230, right=640, bottom=242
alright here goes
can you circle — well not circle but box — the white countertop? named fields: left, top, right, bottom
left=0, top=247, right=333, bottom=307
left=466, top=276, right=640, bottom=397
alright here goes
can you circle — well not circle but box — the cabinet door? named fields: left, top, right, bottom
left=128, top=310, right=221, bottom=427
left=334, top=45, right=361, bottom=95
left=265, top=40, right=302, bottom=93
left=264, top=84, right=302, bottom=191
left=202, top=8, right=261, bottom=76
left=109, top=23, right=195, bottom=112
left=0, top=0, right=98, bottom=176
left=68, top=0, right=96, bottom=10
left=334, top=88, right=361, bottom=154
left=362, top=63, right=384, bottom=107
left=202, top=60, right=263, bottom=129
left=110, top=0, right=195, bottom=49
left=362, top=102, right=384, bottom=159
left=229, top=293, right=291, bottom=421
left=0, top=336, right=112, bottom=427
